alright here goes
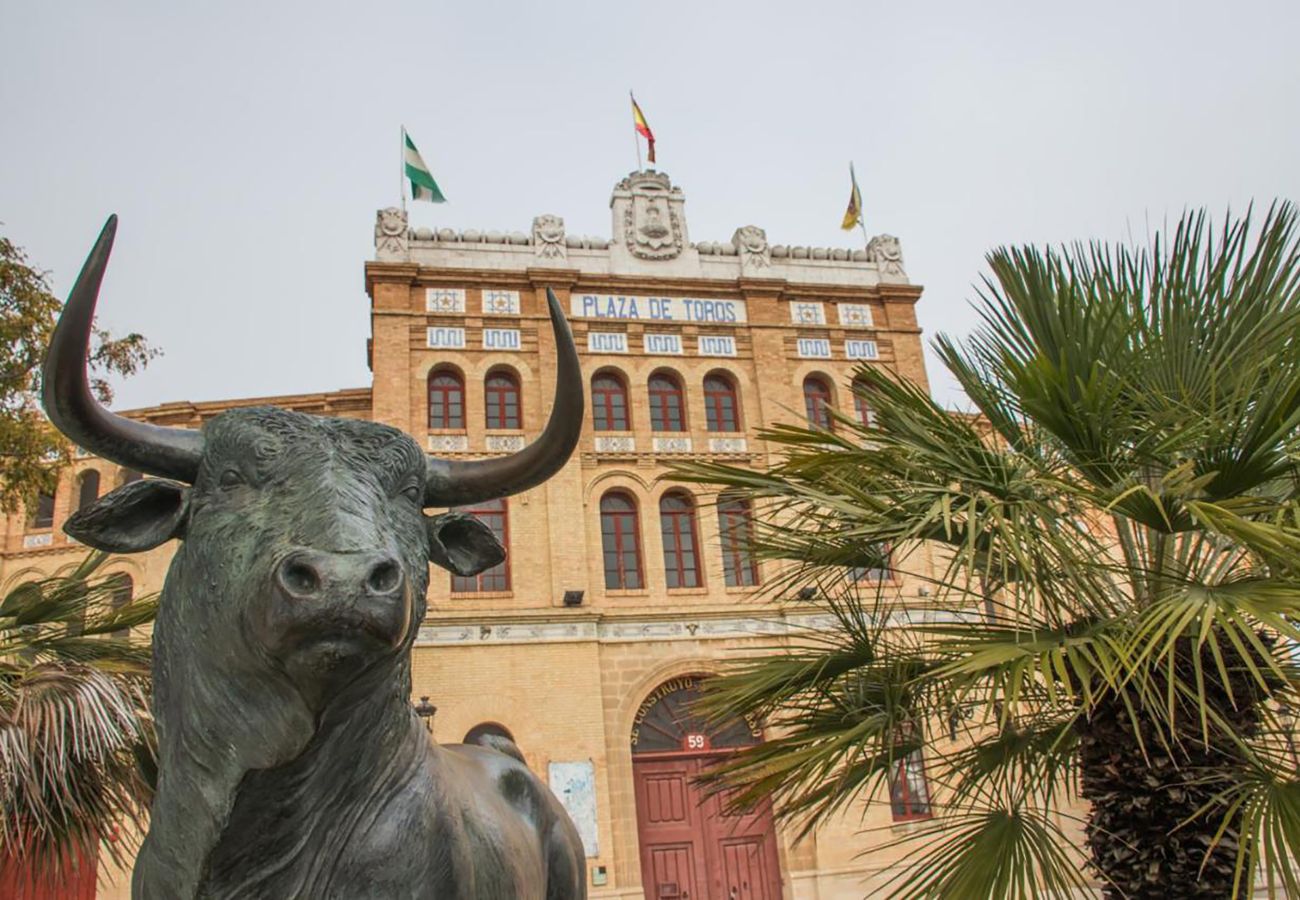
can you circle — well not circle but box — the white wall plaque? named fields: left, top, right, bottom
left=838, top=303, right=875, bottom=327
left=594, top=435, right=636, bottom=453
left=797, top=338, right=832, bottom=359
left=428, top=434, right=469, bottom=452
left=587, top=332, right=628, bottom=354
left=643, top=333, right=683, bottom=355
left=697, top=335, right=737, bottom=357
left=790, top=301, right=826, bottom=325
left=708, top=437, right=748, bottom=454
left=549, top=761, right=599, bottom=857
left=486, top=435, right=526, bottom=452
left=483, top=328, right=521, bottom=351
left=427, top=326, right=466, bottom=349
left=482, top=289, right=520, bottom=315
left=845, top=339, right=879, bottom=360
left=426, top=288, right=466, bottom=313
left=570, top=293, right=747, bottom=324
left=652, top=436, right=693, bottom=454
left=23, top=533, right=53, bottom=548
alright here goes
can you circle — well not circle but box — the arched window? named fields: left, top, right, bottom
left=591, top=373, right=629, bottom=431
left=30, top=491, right=55, bottom=529
left=484, top=371, right=521, bottom=429
left=703, top=374, right=740, bottom=432
left=718, top=496, right=759, bottom=587
left=464, top=722, right=515, bottom=744
left=451, top=498, right=509, bottom=592
left=803, top=376, right=834, bottom=430
left=852, top=377, right=877, bottom=427
left=600, top=492, right=643, bottom=590
left=648, top=373, right=686, bottom=432
left=428, top=370, right=465, bottom=429
left=658, top=492, right=702, bottom=589
left=107, top=574, right=133, bottom=640
left=77, top=470, right=100, bottom=512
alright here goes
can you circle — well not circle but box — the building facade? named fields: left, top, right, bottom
left=3, top=170, right=936, bottom=899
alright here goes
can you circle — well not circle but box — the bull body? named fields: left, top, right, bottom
left=44, top=219, right=588, bottom=899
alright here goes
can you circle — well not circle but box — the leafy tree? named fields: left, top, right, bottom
left=0, top=552, right=158, bottom=887
left=673, top=206, right=1300, bottom=898
left=0, top=229, right=157, bottom=512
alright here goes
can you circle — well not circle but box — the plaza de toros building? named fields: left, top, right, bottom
left=2, top=170, right=936, bottom=899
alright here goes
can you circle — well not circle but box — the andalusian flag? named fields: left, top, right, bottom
left=630, top=94, right=656, bottom=164
left=403, top=129, right=446, bottom=203
left=841, top=162, right=863, bottom=230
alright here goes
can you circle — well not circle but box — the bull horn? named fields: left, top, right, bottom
left=424, top=287, right=583, bottom=507
left=42, top=216, right=204, bottom=482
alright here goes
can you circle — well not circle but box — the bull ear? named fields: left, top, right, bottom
left=65, top=479, right=189, bottom=552
left=426, top=511, right=505, bottom=577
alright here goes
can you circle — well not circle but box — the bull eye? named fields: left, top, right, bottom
left=218, top=468, right=245, bottom=488
left=400, top=484, right=420, bottom=503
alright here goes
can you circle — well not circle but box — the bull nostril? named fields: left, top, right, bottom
left=281, top=560, right=321, bottom=597
left=366, top=559, right=402, bottom=595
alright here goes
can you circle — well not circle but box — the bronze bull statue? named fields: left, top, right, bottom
left=43, top=217, right=588, bottom=899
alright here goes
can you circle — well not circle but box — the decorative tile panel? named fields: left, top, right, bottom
left=23, top=533, right=52, bottom=548
left=427, top=434, right=469, bottom=452
left=481, top=289, right=521, bottom=315
left=426, top=288, right=466, bottom=313
left=427, top=326, right=466, bottom=349
left=708, top=437, right=748, bottom=454
left=643, top=333, right=683, bottom=355
left=594, top=436, right=636, bottom=453
left=587, top=332, right=628, bottom=354
left=697, top=335, right=736, bottom=357
left=652, top=436, right=693, bottom=454
left=837, top=303, right=875, bottom=327
left=845, top=339, right=879, bottom=360
left=482, top=328, right=521, bottom=351
left=485, top=435, right=526, bottom=452
left=797, top=337, right=832, bottom=358
left=790, top=301, right=826, bottom=325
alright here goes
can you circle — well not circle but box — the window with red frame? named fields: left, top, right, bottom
left=600, top=492, right=643, bottom=589
left=451, top=498, right=510, bottom=592
left=484, top=371, right=521, bottom=429
left=889, top=747, right=933, bottom=820
left=648, top=373, right=686, bottom=432
left=803, top=376, right=834, bottom=430
left=30, top=491, right=55, bottom=529
left=718, top=496, right=759, bottom=587
left=592, top=373, right=629, bottom=431
left=852, top=377, right=877, bottom=427
left=852, top=543, right=893, bottom=583
left=703, top=374, right=740, bottom=432
left=659, top=492, right=702, bottom=589
left=428, top=370, right=465, bottom=429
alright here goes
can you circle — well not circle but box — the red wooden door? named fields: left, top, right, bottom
left=634, top=755, right=782, bottom=900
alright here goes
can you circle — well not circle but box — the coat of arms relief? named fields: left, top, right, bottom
left=618, top=170, right=685, bottom=260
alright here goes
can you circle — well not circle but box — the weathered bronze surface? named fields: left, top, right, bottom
left=43, top=217, right=588, bottom=899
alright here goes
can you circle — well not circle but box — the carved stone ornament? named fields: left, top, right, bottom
left=532, top=214, right=567, bottom=260
left=619, top=170, right=684, bottom=260
left=374, top=207, right=409, bottom=261
left=732, top=225, right=771, bottom=269
left=866, top=233, right=906, bottom=278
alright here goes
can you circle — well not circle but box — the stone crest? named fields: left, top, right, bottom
left=866, top=234, right=906, bottom=278
left=619, top=170, right=684, bottom=260
left=532, top=214, right=566, bottom=260
left=732, top=225, right=771, bottom=269
left=374, top=207, right=409, bottom=261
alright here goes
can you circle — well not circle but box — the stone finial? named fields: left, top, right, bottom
left=731, top=225, right=771, bottom=269
left=866, top=234, right=906, bottom=279
left=375, top=207, right=409, bottom=261
left=532, top=214, right=566, bottom=260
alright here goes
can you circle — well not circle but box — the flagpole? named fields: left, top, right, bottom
left=629, top=91, right=643, bottom=173
left=399, top=126, right=407, bottom=214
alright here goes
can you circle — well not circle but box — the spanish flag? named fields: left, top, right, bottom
left=841, top=162, right=862, bottom=231
left=631, top=93, right=656, bottom=164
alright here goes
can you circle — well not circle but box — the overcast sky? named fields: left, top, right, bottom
left=4, top=0, right=1298, bottom=412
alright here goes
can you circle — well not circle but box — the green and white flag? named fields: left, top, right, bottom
left=403, top=129, right=446, bottom=203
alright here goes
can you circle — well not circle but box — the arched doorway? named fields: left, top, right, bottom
left=631, top=676, right=783, bottom=900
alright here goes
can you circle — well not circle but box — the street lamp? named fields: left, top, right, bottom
left=414, top=696, right=437, bottom=732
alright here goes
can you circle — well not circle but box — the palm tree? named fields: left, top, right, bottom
left=0, top=551, right=157, bottom=890
left=672, top=206, right=1300, bottom=898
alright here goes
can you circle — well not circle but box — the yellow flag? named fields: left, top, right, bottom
left=841, top=163, right=862, bottom=231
